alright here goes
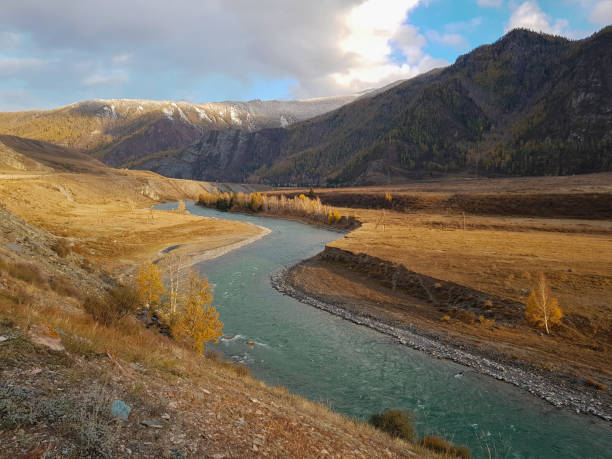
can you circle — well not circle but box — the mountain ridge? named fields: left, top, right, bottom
left=1, top=27, right=610, bottom=185
left=0, top=94, right=360, bottom=173
left=239, top=26, right=611, bottom=186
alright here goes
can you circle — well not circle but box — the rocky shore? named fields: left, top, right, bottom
left=271, top=269, right=612, bottom=422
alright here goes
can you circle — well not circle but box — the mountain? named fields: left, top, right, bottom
left=233, top=26, right=611, bottom=186
left=1, top=27, right=610, bottom=186
left=0, top=95, right=358, bottom=177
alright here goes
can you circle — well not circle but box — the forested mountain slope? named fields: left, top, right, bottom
left=239, top=27, right=611, bottom=186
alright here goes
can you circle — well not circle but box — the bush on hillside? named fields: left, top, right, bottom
left=52, top=238, right=72, bottom=258
left=49, top=276, right=81, bottom=299
left=368, top=409, right=416, bottom=442
left=83, top=285, right=141, bottom=326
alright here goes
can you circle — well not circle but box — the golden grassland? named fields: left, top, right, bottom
left=282, top=177, right=612, bottom=391
left=0, top=170, right=265, bottom=274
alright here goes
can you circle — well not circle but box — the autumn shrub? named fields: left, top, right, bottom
left=420, top=435, right=471, bottom=458
left=478, top=315, right=495, bottom=328
left=215, top=194, right=232, bottom=211
left=455, top=310, right=478, bottom=325
left=249, top=192, right=264, bottom=212
left=204, top=349, right=222, bottom=361
left=368, top=409, right=416, bottom=442
left=83, top=285, right=141, bottom=326
left=198, top=191, right=346, bottom=225
left=52, top=238, right=71, bottom=258
left=585, top=378, right=607, bottom=391
left=327, top=209, right=342, bottom=224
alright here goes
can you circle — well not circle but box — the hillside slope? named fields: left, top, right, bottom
left=198, top=27, right=609, bottom=186
left=244, top=27, right=612, bottom=185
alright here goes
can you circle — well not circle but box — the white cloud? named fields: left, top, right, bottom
left=506, top=1, right=570, bottom=34
left=82, top=71, right=128, bottom=87
left=0, top=57, right=47, bottom=76
left=0, top=0, right=451, bottom=104
left=589, top=1, right=612, bottom=24
left=327, top=0, right=447, bottom=93
left=478, top=0, right=503, bottom=7
left=394, top=24, right=427, bottom=64
left=112, top=54, right=132, bottom=65
left=426, top=31, right=470, bottom=50
left=445, top=17, right=483, bottom=32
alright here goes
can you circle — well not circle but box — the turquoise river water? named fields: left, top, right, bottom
left=156, top=202, right=611, bottom=458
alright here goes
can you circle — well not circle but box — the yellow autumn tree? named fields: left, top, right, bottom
left=171, top=270, right=223, bottom=353
left=136, top=262, right=165, bottom=314
left=525, top=273, right=563, bottom=334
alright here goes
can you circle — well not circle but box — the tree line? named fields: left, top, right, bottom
left=197, top=191, right=352, bottom=226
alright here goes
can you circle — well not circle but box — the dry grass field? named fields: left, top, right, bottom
left=283, top=174, right=612, bottom=395
left=0, top=169, right=265, bottom=275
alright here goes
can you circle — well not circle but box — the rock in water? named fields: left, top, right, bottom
left=111, top=400, right=131, bottom=419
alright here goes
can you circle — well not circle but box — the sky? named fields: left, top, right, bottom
left=0, top=0, right=610, bottom=111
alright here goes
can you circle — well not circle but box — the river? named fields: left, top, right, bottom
left=156, top=202, right=611, bottom=458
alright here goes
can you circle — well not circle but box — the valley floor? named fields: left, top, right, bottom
left=0, top=161, right=436, bottom=456
left=274, top=175, right=612, bottom=418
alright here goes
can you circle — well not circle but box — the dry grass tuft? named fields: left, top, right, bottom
left=7, top=262, right=45, bottom=286
left=420, top=435, right=471, bottom=458
left=52, top=238, right=72, bottom=258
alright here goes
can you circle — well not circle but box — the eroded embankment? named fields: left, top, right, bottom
left=272, top=246, right=611, bottom=421
left=319, top=247, right=524, bottom=324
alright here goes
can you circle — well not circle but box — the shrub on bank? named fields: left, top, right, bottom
left=368, top=409, right=416, bottom=442
left=7, top=262, right=45, bottom=286
left=52, top=238, right=72, bottom=258
left=419, top=435, right=471, bottom=458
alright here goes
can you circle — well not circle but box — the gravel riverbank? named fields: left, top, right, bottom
left=271, top=269, right=611, bottom=422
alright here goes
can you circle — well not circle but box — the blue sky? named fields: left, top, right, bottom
left=0, top=0, right=610, bottom=111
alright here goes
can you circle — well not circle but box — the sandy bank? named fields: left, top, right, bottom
left=155, top=222, right=271, bottom=268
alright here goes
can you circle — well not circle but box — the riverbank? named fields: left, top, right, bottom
left=151, top=219, right=271, bottom=271
left=272, top=266, right=612, bottom=422
left=0, top=207, right=433, bottom=458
